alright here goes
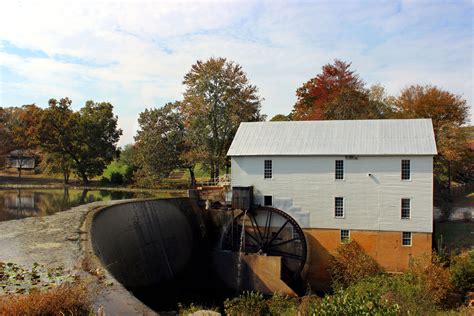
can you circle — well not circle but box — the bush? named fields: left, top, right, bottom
left=408, top=253, right=453, bottom=305
left=330, top=240, right=382, bottom=288
left=450, top=250, right=474, bottom=296
left=309, top=288, right=400, bottom=315
left=110, top=171, right=124, bottom=184
left=346, top=274, right=439, bottom=315
left=266, top=293, right=298, bottom=316
left=224, top=291, right=266, bottom=316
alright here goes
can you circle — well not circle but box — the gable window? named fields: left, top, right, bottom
left=401, top=160, right=411, bottom=180
left=335, top=197, right=344, bottom=218
left=402, top=232, right=412, bottom=246
left=264, top=160, right=272, bottom=179
left=264, top=195, right=272, bottom=206
left=401, top=198, right=411, bottom=219
left=335, top=160, right=344, bottom=180
left=340, top=229, right=350, bottom=243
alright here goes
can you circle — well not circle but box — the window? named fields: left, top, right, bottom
left=335, top=197, right=344, bottom=218
left=264, top=195, right=272, bottom=206
left=335, top=160, right=344, bottom=180
left=401, top=198, right=411, bottom=219
left=340, top=229, right=350, bottom=243
left=264, top=160, right=272, bottom=179
left=402, top=232, right=412, bottom=246
left=401, top=160, right=411, bottom=180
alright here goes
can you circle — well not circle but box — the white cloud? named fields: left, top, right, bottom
left=1, top=0, right=472, bottom=146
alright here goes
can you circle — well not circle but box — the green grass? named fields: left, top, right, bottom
left=101, top=159, right=128, bottom=179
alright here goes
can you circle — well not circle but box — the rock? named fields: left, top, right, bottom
left=190, top=311, right=221, bottom=316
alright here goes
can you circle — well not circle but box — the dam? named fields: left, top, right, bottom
left=89, top=189, right=307, bottom=311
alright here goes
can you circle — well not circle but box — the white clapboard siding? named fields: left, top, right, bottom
left=231, top=156, right=433, bottom=233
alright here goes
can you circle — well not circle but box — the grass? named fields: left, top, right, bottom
left=0, top=281, right=93, bottom=315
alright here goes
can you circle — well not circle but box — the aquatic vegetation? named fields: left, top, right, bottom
left=0, top=262, right=77, bottom=295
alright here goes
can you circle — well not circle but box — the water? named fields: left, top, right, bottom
left=236, top=209, right=247, bottom=291
left=0, top=188, right=155, bottom=222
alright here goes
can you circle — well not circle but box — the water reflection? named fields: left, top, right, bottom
left=0, top=188, right=153, bottom=222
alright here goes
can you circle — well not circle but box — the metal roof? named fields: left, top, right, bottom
left=227, top=119, right=437, bottom=156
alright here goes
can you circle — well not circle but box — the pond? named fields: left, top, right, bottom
left=0, top=188, right=169, bottom=222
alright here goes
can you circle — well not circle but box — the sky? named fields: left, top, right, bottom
left=0, top=0, right=472, bottom=146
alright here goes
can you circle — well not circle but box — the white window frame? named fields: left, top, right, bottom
left=335, top=160, right=344, bottom=180
left=401, top=198, right=411, bottom=219
left=402, top=232, right=412, bottom=246
left=264, top=160, right=272, bottom=179
left=334, top=197, right=344, bottom=218
left=340, top=229, right=350, bottom=243
left=401, top=160, right=411, bottom=181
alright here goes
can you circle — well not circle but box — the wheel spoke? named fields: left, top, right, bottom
left=244, top=229, right=260, bottom=244
left=265, top=219, right=290, bottom=246
left=266, top=237, right=302, bottom=250
left=267, top=249, right=304, bottom=261
left=248, top=212, right=264, bottom=244
left=262, top=210, right=271, bottom=242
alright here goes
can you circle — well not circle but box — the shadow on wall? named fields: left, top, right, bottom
left=303, top=231, right=334, bottom=293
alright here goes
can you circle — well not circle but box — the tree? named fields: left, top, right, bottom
left=292, top=60, right=386, bottom=120
left=393, top=85, right=470, bottom=194
left=181, top=57, right=264, bottom=178
left=2, top=105, right=43, bottom=178
left=134, top=102, right=191, bottom=187
left=39, top=98, right=122, bottom=184
left=270, top=114, right=291, bottom=121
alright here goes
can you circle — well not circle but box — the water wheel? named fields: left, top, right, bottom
left=221, top=206, right=307, bottom=285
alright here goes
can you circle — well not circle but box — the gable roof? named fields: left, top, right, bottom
left=227, top=119, right=437, bottom=156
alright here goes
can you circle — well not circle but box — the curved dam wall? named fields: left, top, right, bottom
left=91, top=198, right=207, bottom=288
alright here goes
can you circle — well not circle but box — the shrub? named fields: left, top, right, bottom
left=100, top=176, right=110, bottom=185
left=308, top=288, right=400, bottom=315
left=346, top=274, right=439, bottom=315
left=408, top=253, right=453, bottom=304
left=266, top=293, right=298, bottom=316
left=450, top=250, right=474, bottom=296
left=329, top=240, right=382, bottom=288
left=110, top=171, right=124, bottom=185
left=224, top=291, right=267, bottom=316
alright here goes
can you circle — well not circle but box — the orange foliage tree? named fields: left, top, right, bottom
left=292, top=60, right=388, bottom=120
left=393, top=85, right=471, bottom=192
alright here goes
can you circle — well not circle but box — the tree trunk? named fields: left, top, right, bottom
left=447, top=160, right=452, bottom=201
left=188, top=167, right=196, bottom=189
left=210, top=163, right=215, bottom=181
left=18, top=166, right=22, bottom=179
left=63, top=170, right=70, bottom=184
left=215, top=161, right=220, bottom=178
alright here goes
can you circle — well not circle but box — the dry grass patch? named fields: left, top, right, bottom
left=0, top=281, right=93, bottom=315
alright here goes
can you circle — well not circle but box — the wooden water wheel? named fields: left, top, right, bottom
left=221, top=206, right=307, bottom=285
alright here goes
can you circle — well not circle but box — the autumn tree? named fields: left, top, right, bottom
left=134, top=102, right=193, bottom=187
left=181, top=57, right=264, bottom=178
left=393, top=85, right=470, bottom=194
left=39, top=98, right=122, bottom=184
left=292, top=60, right=387, bottom=120
left=1, top=105, right=43, bottom=177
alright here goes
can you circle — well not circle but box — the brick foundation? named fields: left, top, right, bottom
left=303, top=228, right=432, bottom=291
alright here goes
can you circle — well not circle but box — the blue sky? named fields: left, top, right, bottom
left=0, top=0, right=472, bottom=145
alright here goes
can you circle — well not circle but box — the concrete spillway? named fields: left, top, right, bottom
left=90, top=198, right=207, bottom=288
left=90, top=197, right=301, bottom=311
